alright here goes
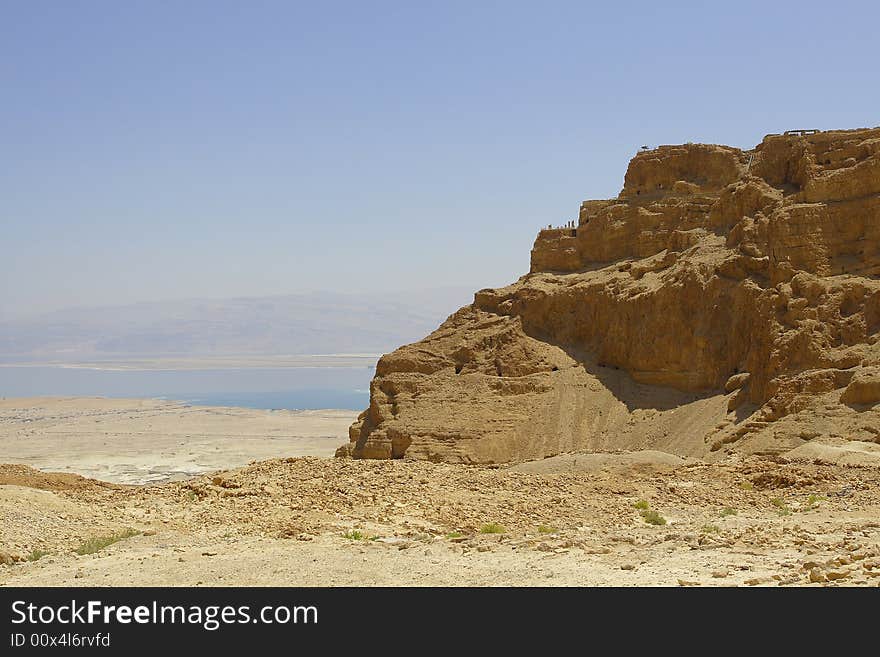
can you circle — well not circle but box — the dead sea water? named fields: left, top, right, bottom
left=0, top=365, right=373, bottom=410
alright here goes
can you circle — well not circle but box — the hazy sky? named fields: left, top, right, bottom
left=2, top=0, right=878, bottom=319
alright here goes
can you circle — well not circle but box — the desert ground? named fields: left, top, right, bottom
left=0, top=397, right=355, bottom=484
left=1, top=398, right=879, bottom=587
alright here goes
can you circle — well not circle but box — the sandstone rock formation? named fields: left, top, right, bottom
left=339, top=127, right=880, bottom=463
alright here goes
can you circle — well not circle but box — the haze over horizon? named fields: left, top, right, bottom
left=3, top=0, right=878, bottom=319
left=0, top=287, right=474, bottom=362
left=0, top=284, right=475, bottom=322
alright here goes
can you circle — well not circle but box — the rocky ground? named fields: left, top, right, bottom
left=2, top=454, right=879, bottom=586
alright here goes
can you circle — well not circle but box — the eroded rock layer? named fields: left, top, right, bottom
left=339, top=127, right=880, bottom=463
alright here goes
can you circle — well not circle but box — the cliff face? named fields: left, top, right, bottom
left=339, top=127, right=880, bottom=463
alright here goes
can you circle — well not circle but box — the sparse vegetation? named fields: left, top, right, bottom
left=640, top=509, right=667, bottom=526
left=720, top=507, right=737, bottom=517
left=701, top=524, right=720, bottom=534
left=770, top=497, right=791, bottom=516
left=805, top=494, right=826, bottom=508
left=185, top=490, right=197, bottom=502
left=537, top=525, right=558, bottom=534
left=74, top=528, right=140, bottom=556
left=479, top=523, right=505, bottom=534
left=342, top=529, right=378, bottom=541
left=633, top=500, right=667, bottom=525
left=26, top=549, right=49, bottom=562
left=740, top=481, right=754, bottom=491
left=445, top=531, right=464, bottom=539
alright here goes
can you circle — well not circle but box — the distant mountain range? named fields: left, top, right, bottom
left=0, top=288, right=474, bottom=363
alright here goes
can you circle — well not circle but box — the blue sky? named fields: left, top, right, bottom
left=2, top=0, right=878, bottom=318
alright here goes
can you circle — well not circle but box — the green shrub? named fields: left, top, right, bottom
left=640, top=509, right=667, bottom=526
left=805, top=494, right=826, bottom=507
left=27, top=549, right=49, bottom=562
left=479, top=523, right=505, bottom=534
left=75, top=528, right=140, bottom=556
left=770, top=497, right=791, bottom=516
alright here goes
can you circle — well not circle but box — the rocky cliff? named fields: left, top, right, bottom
left=338, top=127, right=880, bottom=463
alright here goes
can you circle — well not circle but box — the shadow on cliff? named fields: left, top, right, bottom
left=578, top=361, right=710, bottom=412
left=535, top=337, right=715, bottom=412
